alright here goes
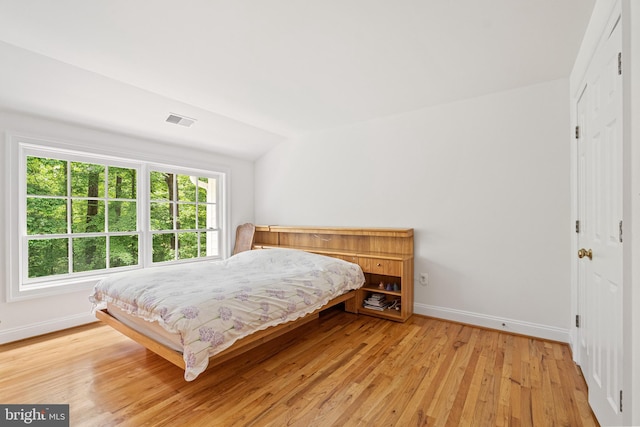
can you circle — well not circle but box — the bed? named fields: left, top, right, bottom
left=90, top=247, right=365, bottom=381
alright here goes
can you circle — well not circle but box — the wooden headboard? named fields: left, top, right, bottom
left=253, top=225, right=414, bottom=321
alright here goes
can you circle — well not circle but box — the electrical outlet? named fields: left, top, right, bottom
left=419, top=273, right=429, bottom=286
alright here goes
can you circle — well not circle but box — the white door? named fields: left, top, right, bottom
left=576, top=85, right=588, bottom=367
left=576, top=10, right=623, bottom=426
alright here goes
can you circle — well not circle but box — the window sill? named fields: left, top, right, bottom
left=9, top=276, right=105, bottom=302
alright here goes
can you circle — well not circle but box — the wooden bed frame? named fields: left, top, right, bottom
left=95, top=225, right=413, bottom=375
left=95, top=291, right=354, bottom=370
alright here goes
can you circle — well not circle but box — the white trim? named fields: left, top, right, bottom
left=0, top=313, right=98, bottom=345
left=221, top=170, right=231, bottom=259
left=4, top=133, right=18, bottom=304
left=414, top=303, right=570, bottom=343
left=622, top=0, right=640, bottom=423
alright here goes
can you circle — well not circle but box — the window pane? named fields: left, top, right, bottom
left=150, top=202, right=173, bottom=230
left=110, top=235, right=138, bottom=267
left=198, top=204, right=217, bottom=229
left=72, top=237, right=106, bottom=272
left=153, top=233, right=175, bottom=262
left=108, top=167, right=137, bottom=199
left=197, top=205, right=204, bottom=230
left=71, top=162, right=105, bottom=198
left=198, top=177, right=216, bottom=203
left=202, top=230, right=219, bottom=257
left=177, top=174, right=196, bottom=202
left=178, top=203, right=196, bottom=230
left=72, top=200, right=105, bottom=233
left=150, top=171, right=172, bottom=200
left=27, top=156, right=67, bottom=196
left=108, top=201, right=137, bottom=232
left=28, top=238, right=69, bottom=278
left=27, top=198, right=67, bottom=235
left=178, top=232, right=198, bottom=260
left=199, top=232, right=206, bottom=257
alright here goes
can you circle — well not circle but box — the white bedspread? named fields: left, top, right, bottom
left=90, top=248, right=365, bottom=380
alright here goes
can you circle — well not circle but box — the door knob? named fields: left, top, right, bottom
left=578, top=248, right=593, bottom=260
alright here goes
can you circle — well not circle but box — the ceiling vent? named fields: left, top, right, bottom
left=166, top=113, right=196, bottom=127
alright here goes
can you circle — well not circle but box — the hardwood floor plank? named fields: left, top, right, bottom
left=508, top=335, right=523, bottom=426
left=469, top=328, right=499, bottom=426
left=457, top=329, right=489, bottom=426
left=428, top=325, right=479, bottom=426
left=495, top=334, right=514, bottom=427
left=0, top=311, right=598, bottom=426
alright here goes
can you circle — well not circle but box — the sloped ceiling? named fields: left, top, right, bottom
left=0, top=0, right=595, bottom=160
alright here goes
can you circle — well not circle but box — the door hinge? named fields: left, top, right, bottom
left=618, top=52, right=622, bottom=75
left=575, top=315, right=580, bottom=328
left=575, top=125, right=580, bottom=139
left=620, top=390, right=623, bottom=412
left=575, top=220, right=580, bottom=233
left=619, top=220, right=623, bottom=243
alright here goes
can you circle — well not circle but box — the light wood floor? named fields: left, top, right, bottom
left=0, top=309, right=598, bottom=426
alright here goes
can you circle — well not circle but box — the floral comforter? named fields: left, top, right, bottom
left=90, top=248, right=365, bottom=380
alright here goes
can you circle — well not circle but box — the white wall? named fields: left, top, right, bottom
left=0, top=110, right=255, bottom=343
left=255, top=79, right=571, bottom=341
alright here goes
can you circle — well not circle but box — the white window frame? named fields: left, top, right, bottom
left=5, top=134, right=228, bottom=301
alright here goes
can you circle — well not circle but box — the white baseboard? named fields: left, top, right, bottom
left=414, top=303, right=570, bottom=343
left=1, top=306, right=571, bottom=345
left=0, top=313, right=98, bottom=344
left=567, top=329, right=579, bottom=362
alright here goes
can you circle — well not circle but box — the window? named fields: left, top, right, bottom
left=26, top=156, right=139, bottom=280
left=10, top=139, right=227, bottom=298
left=149, top=170, right=220, bottom=262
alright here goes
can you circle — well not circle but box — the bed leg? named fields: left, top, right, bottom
left=344, top=296, right=357, bottom=313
